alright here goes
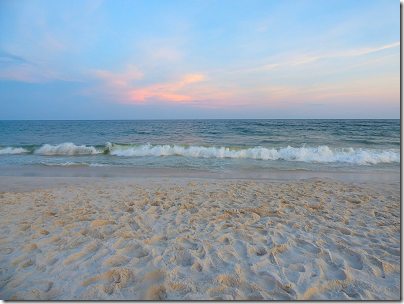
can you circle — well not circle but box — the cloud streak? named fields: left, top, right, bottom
left=227, top=42, right=400, bottom=75
left=0, top=51, right=29, bottom=66
left=0, top=51, right=83, bottom=83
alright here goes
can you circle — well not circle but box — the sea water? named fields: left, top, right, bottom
left=0, top=120, right=399, bottom=173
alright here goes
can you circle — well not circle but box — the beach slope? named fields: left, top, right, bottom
left=0, top=176, right=400, bottom=300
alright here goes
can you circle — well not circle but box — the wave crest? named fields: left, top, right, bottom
left=0, top=147, right=30, bottom=154
left=109, top=144, right=399, bottom=165
left=1, top=142, right=399, bottom=165
left=35, top=143, right=103, bottom=156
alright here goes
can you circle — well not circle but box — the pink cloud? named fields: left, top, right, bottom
left=93, top=70, right=210, bottom=105
left=90, top=40, right=399, bottom=110
left=127, top=73, right=206, bottom=104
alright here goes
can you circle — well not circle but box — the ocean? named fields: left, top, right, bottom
left=0, top=119, right=400, bottom=173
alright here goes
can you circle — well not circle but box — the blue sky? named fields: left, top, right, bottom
left=0, top=0, right=400, bottom=119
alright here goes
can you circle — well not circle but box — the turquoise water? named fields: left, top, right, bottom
left=0, top=120, right=399, bottom=172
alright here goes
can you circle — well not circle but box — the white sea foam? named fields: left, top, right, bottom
left=35, top=143, right=103, bottom=156
left=42, top=162, right=109, bottom=167
left=42, top=162, right=82, bottom=167
left=2, top=142, right=399, bottom=166
left=0, top=147, right=30, bottom=154
left=88, top=163, right=110, bottom=167
left=109, top=144, right=400, bottom=165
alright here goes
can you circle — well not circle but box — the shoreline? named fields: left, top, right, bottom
left=0, top=165, right=399, bottom=179
left=0, top=166, right=399, bottom=193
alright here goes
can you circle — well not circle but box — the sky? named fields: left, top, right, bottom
left=0, top=0, right=400, bottom=119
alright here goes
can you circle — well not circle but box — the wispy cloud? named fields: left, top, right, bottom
left=0, top=50, right=87, bottom=83
left=0, top=63, right=87, bottom=83
left=88, top=41, right=400, bottom=109
left=0, top=51, right=29, bottom=66
left=227, top=42, right=400, bottom=75
left=0, top=51, right=61, bottom=83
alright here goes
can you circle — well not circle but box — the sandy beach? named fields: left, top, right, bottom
left=1, top=0, right=400, bottom=299
left=0, top=170, right=400, bottom=300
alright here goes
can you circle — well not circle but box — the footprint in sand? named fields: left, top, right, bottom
left=295, top=239, right=321, bottom=255
left=135, top=269, right=167, bottom=300
left=204, top=245, right=226, bottom=269
left=22, top=243, right=39, bottom=253
left=144, top=285, right=167, bottom=300
left=268, top=252, right=278, bottom=265
left=282, top=267, right=300, bottom=285
left=36, top=235, right=60, bottom=248
left=128, top=220, right=140, bottom=231
left=256, top=271, right=277, bottom=291
left=10, top=254, right=32, bottom=267
left=44, top=257, right=58, bottom=266
left=16, top=258, right=35, bottom=270
left=178, top=237, right=197, bottom=250
left=247, top=246, right=267, bottom=257
left=112, top=237, right=131, bottom=250
left=288, top=263, right=306, bottom=272
left=217, top=251, right=236, bottom=262
left=318, top=259, right=347, bottom=281
left=191, top=261, right=203, bottom=272
left=255, top=228, right=268, bottom=236
left=382, top=246, right=400, bottom=257
left=115, top=244, right=141, bottom=256
left=366, top=255, right=385, bottom=278
left=341, top=248, right=363, bottom=270
left=271, top=231, right=288, bottom=245
left=7, top=280, right=57, bottom=300
left=63, top=240, right=101, bottom=265
left=191, top=243, right=206, bottom=259
left=102, top=254, right=130, bottom=268
left=132, top=246, right=149, bottom=259
left=169, top=249, right=195, bottom=267
left=338, top=227, right=352, bottom=235
left=82, top=267, right=135, bottom=289
left=217, top=234, right=233, bottom=245
left=232, top=240, right=248, bottom=259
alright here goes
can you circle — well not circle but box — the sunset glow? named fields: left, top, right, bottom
left=0, top=0, right=399, bottom=119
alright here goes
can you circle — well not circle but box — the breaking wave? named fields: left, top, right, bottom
left=108, top=143, right=399, bottom=165
left=0, top=147, right=30, bottom=154
left=0, top=142, right=400, bottom=165
left=34, top=143, right=104, bottom=156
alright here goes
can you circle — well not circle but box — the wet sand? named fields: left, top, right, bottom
left=0, top=169, right=400, bottom=300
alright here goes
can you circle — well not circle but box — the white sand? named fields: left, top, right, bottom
left=0, top=176, right=400, bottom=300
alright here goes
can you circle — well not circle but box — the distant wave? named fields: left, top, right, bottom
left=35, top=143, right=104, bottom=155
left=0, top=147, right=30, bottom=154
left=0, top=142, right=400, bottom=165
